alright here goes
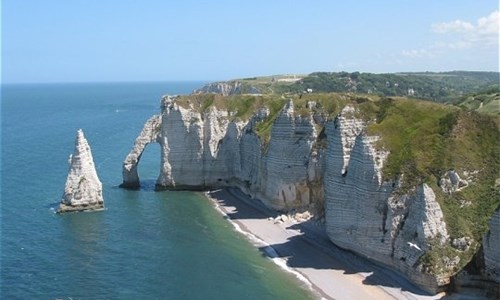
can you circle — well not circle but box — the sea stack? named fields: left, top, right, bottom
left=57, top=129, right=104, bottom=213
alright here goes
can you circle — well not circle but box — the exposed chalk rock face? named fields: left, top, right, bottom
left=202, top=107, right=231, bottom=185
left=324, top=107, right=450, bottom=293
left=155, top=96, right=244, bottom=188
left=156, top=96, right=205, bottom=187
left=483, top=208, right=500, bottom=282
left=452, top=208, right=500, bottom=297
left=121, top=115, right=162, bottom=189
left=439, top=170, right=469, bottom=195
left=236, top=107, right=268, bottom=193
left=333, top=105, right=365, bottom=175
left=451, top=237, right=473, bottom=251
left=238, top=131, right=262, bottom=189
left=389, top=185, right=452, bottom=289
left=194, top=81, right=243, bottom=96
left=58, top=129, right=104, bottom=213
left=123, top=96, right=320, bottom=210
left=260, top=100, right=318, bottom=209
left=325, top=131, right=393, bottom=259
left=216, top=121, right=243, bottom=181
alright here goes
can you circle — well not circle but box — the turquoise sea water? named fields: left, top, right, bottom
left=1, top=83, right=314, bottom=299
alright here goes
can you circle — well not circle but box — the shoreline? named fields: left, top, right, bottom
left=205, top=188, right=445, bottom=300
left=209, top=192, right=320, bottom=298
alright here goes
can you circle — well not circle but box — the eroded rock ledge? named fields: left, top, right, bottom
left=58, top=129, right=104, bottom=213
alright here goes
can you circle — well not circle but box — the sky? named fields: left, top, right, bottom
left=2, top=0, right=499, bottom=83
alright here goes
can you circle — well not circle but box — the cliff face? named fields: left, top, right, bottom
left=324, top=108, right=451, bottom=292
left=259, top=101, right=318, bottom=209
left=452, top=208, right=500, bottom=297
left=59, top=129, right=104, bottom=213
left=121, top=96, right=498, bottom=294
left=193, top=81, right=243, bottom=96
left=483, top=209, right=500, bottom=282
left=137, top=96, right=319, bottom=211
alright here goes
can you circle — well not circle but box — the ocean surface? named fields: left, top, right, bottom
left=1, top=82, right=315, bottom=299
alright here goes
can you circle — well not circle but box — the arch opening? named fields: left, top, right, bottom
left=137, top=143, right=161, bottom=190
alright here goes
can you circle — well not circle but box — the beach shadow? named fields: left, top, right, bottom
left=209, top=187, right=433, bottom=296
left=208, top=188, right=280, bottom=220
left=261, top=219, right=432, bottom=296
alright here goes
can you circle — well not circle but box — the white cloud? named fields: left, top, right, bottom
left=401, top=49, right=433, bottom=58
left=432, top=10, right=499, bottom=47
left=402, top=10, right=499, bottom=59
left=477, top=10, right=500, bottom=35
left=432, top=20, right=474, bottom=33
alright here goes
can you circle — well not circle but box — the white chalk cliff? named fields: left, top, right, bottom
left=121, top=96, right=498, bottom=294
left=58, top=129, right=104, bottom=213
left=193, top=81, right=243, bottom=96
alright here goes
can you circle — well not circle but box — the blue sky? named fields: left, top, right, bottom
left=2, top=0, right=499, bottom=83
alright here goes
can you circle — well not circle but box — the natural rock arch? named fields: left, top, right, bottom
left=120, top=115, right=161, bottom=189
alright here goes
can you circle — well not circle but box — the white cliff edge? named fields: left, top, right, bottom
left=58, top=129, right=104, bottom=213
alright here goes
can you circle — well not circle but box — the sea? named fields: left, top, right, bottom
left=1, top=82, right=315, bottom=299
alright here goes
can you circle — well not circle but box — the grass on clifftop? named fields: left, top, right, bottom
left=177, top=93, right=282, bottom=122
left=364, top=98, right=460, bottom=184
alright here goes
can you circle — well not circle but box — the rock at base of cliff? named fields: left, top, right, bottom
left=57, top=202, right=105, bottom=214
left=118, top=181, right=141, bottom=190
left=57, top=129, right=105, bottom=214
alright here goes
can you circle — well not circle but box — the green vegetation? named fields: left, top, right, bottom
left=177, top=93, right=276, bottom=122
left=355, top=96, right=499, bottom=272
left=253, top=98, right=287, bottom=146
left=289, top=71, right=499, bottom=103
left=437, top=112, right=500, bottom=239
left=253, top=93, right=359, bottom=147
left=457, top=86, right=500, bottom=116
left=199, top=71, right=498, bottom=105
left=419, top=238, right=464, bottom=274
left=195, top=75, right=306, bottom=95
left=364, top=98, right=459, bottom=184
